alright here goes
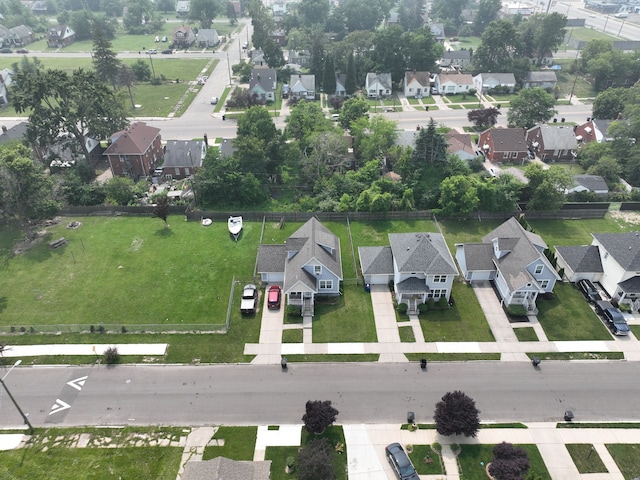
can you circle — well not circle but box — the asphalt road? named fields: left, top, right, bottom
left=2, top=361, right=640, bottom=429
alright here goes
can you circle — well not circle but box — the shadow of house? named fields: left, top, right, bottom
left=257, top=217, right=343, bottom=318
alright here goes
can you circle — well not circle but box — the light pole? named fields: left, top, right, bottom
left=1, top=360, right=34, bottom=434
left=147, top=52, right=156, bottom=78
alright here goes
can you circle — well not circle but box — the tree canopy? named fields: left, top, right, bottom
left=433, top=390, right=481, bottom=437
left=507, top=88, right=556, bottom=128
left=302, top=400, right=339, bottom=434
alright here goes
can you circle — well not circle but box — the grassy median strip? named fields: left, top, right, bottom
left=566, top=444, right=608, bottom=473
left=458, top=444, right=551, bottom=480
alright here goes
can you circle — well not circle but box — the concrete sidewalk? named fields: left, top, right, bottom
left=1, top=344, right=168, bottom=357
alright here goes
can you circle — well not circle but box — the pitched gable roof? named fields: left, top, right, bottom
left=554, top=245, right=603, bottom=273
left=528, top=125, right=577, bottom=150
left=249, top=67, right=276, bottom=93
left=162, top=140, right=205, bottom=168
left=104, top=122, right=160, bottom=155
left=389, top=232, right=458, bottom=275
left=446, top=130, right=475, bottom=158
left=572, top=174, right=608, bottom=192
left=404, top=71, right=430, bottom=87
left=524, top=71, right=557, bottom=83
left=438, top=73, right=474, bottom=85
left=476, top=73, right=516, bottom=84
left=366, top=72, right=392, bottom=90
left=482, top=217, right=557, bottom=290
left=443, top=50, right=471, bottom=60
left=481, top=127, right=527, bottom=151
left=592, top=232, right=640, bottom=271
left=358, top=246, right=393, bottom=275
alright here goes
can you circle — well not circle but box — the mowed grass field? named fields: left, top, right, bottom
left=0, top=215, right=261, bottom=329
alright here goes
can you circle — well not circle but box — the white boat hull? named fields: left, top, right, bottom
left=228, top=216, right=243, bottom=239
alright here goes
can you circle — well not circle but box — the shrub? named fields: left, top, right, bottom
left=103, top=346, right=120, bottom=364
left=296, top=437, right=335, bottom=480
left=488, top=442, right=530, bottom=480
left=397, top=302, right=408, bottom=314
left=418, top=303, right=429, bottom=313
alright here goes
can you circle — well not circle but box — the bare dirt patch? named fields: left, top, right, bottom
left=610, top=210, right=640, bottom=226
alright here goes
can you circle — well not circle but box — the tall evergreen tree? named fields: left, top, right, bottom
left=345, top=53, right=357, bottom=95
left=322, top=53, right=336, bottom=95
left=92, top=23, right=121, bottom=90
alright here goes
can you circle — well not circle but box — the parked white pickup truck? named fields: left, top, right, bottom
left=240, top=284, right=257, bottom=314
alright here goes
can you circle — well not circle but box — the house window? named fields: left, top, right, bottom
left=165, top=174, right=173, bottom=181
left=319, top=279, right=332, bottom=289
left=175, top=167, right=180, bottom=175
left=433, top=275, right=446, bottom=283
left=185, top=168, right=190, bottom=176
left=513, top=291, right=526, bottom=298
left=540, top=280, right=549, bottom=289
left=534, top=264, right=543, bottom=274
left=503, top=151, right=509, bottom=159
left=429, top=289, right=445, bottom=298
left=314, top=265, right=322, bottom=275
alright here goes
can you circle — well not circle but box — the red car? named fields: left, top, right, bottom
left=267, top=285, right=281, bottom=309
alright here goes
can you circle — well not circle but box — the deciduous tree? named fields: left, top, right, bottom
left=296, top=438, right=336, bottom=480
left=433, top=390, right=481, bottom=437
left=467, top=107, right=500, bottom=128
left=592, top=87, right=627, bottom=119
left=339, top=97, right=369, bottom=131
left=302, top=400, right=339, bottom=434
left=507, top=88, right=556, bottom=128
left=152, top=194, right=169, bottom=226
left=488, top=442, right=530, bottom=480
left=472, top=0, right=501, bottom=35
left=188, top=0, right=224, bottom=28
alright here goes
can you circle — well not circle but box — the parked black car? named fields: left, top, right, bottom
left=385, top=443, right=419, bottom=480
left=0, top=48, right=13, bottom=53
left=596, top=300, right=630, bottom=336
left=577, top=279, right=600, bottom=303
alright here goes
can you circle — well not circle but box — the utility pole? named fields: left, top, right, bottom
left=1, top=360, right=34, bottom=434
left=147, top=52, right=156, bottom=78
left=227, top=51, right=232, bottom=86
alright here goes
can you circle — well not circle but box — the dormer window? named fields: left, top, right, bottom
left=314, top=265, right=322, bottom=275
left=534, top=264, right=543, bottom=274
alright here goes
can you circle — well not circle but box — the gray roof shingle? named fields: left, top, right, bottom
left=554, top=245, right=603, bottom=273
left=389, top=232, right=458, bottom=275
left=358, top=246, right=393, bottom=275
left=527, top=125, right=577, bottom=151
left=592, top=232, right=640, bottom=271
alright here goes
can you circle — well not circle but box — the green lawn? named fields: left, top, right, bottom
left=515, top=327, right=539, bottom=342
left=312, top=285, right=377, bottom=343
left=266, top=426, right=347, bottom=480
left=606, top=444, right=640, bottom=479
left=399, top=325, right=416, bottom=342
left=553, top=59, right=597, bottom=99
left=527, top=216, right=636, bottom=246
left=566, top=444, right=608, bottom=473
left=458, top=444, right=551, bottom=480
left=565, top=27, right=617, bottom=43
left=409, top=444, right=444, bottom=474
left=0, top=215, right=260, bottom=330
left=419, top=282, right=494, bottom=342
left=536, top=282, right=611, bottom=341
left=202, top=426, right=257, bottom=461
left=0, top=446, right=182, bottom=480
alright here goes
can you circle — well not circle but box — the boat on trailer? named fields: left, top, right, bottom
left=228, top=215, right=243, bottom=241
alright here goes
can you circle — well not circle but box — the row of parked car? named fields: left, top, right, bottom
left=577, top=279, right=630, bottom=336
left=240, top=284, right=281, bottom=315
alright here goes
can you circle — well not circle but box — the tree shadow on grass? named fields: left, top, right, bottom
left=154, top=226, right=174, bottom=237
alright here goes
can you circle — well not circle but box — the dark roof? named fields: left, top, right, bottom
left=366, top=72, right=392, bottom=90
left=104, top=122, right=160, bottom=156
left=527, top=125, right=577, bottom=150
left=182, top=457, right=271, bottom=480
left=219, top=138, right=235, bottom=159
left=397, top=276, right=429, bottom=294
left=358, top=246, right=393, bottom=275
left=249, top=67, right=277, bottom=93
left=572, top=174, right=608, bottom=192
left=618, top=275, right=640, bottom=295
left=162, top=140, right=205, bottom=168
left=481, top=128, right=527, bottom=151
left=592, top=232, right=640, bottom=271
left=0, top=121, right=28, bottom=144
left=524, top=71, right=557, bottom=83
left=443, top=50, right=471, bottom=60
left=389, top=232, right=458, bottom=275
left=460, top=243, right=495, bottom=271
left=475, top=73, right=516, bottom=84
left=482, top=217, right=557, bottom=291
left=554, top=245, right=604, bottom=273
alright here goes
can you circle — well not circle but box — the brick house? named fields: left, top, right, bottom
left=172, top=25, right=196, bottom=48
left=526, top=125, right=578, bottom=162
left=104, top=122, right=163, bottom=179
left=478, top=127, right=529, bottom=163
left=158, top=139, right=206, bottom=180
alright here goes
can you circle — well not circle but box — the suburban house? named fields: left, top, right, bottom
left=47, top=25, right=75, bottom=48
left=30, top=0, right=48, bottom=14
left=555, top=232, right=640, bottom=309
left=287, top=49, right=310, bottom=67
left=8, top=25, right=34, bottom=45
left=103, top=122, right=163, bottom=179
left=566, top=174, right=609, bottom=197
left=158, top=139, right=206, bottom=180
left=526, top=125, right=577, bottom=162
left=38, top=135, right=103, bottom=169
left=473, top=73, right=517, bottom=93
left=251, top=48, right=266, bottom=66
left=176, top=0, right=190, bottom=15
left=272, top=0, right=287, bottom=16
left=256, top=217, right=343, bottom=317
left=0, top=68, right=12, bottom=106
left=172, top=25, right=196, bottom=48
left=575, top=119, right=615, bottom=144
left=182, top=457, right=270, bottom=480
left=478, top=127, right=528, bottom=163
left=434, top=73, right=474, bottom=95
left=455, top=217, right=560, bottom=313
left=521, top=71, right=557, bottom=89
left=0, top=122, right=27, bottom=146
left=249, top=67, right=277, bottom=102
left=440, top=50, right=472, bottom=68
left=196, top=29, right=219, bottom=47
left=403, top=71, right=431, bottom=98
left=290, top=74, right=316, bottom=100
left=335, top=73, right=347, bottom=97
left=365, top=72, right=392, bottom=98
left=428, top=23, right=446, bottom=42
left=446, top=130, right=476, bottom=161
left=271, top=28, right=287, bottom=46
left=359, top=232, right=458, bottom=314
